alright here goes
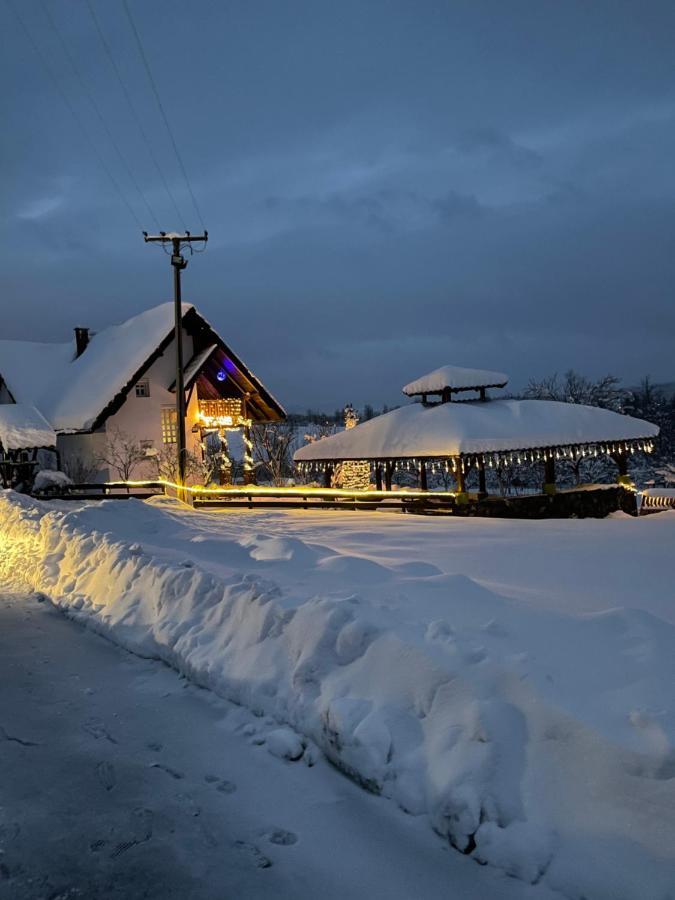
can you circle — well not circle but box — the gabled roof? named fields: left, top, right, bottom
left=0, top=303, right=285, bottom=432
left=0, top=404, right=56, bottom=450
left=294, top=398, right=659, bottom=461
left=403, top=365, right=509, bottom=396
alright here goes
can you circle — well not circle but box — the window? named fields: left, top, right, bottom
left=135, top=380, right=150, bottom=398
left=161, top=407, right=177, bottom=444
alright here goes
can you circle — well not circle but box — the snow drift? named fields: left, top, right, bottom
left=1, top=490, right=673, bottom=899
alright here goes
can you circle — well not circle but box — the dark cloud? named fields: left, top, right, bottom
left=1, top=0, right=675, bottom=410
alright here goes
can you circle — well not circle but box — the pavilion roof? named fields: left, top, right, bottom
left=402, top=365, right=508, bottom=396
left=294, top=398, right=659, bottom=461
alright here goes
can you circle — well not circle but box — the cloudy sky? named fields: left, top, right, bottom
left=2, top=0, right=674, bottom=410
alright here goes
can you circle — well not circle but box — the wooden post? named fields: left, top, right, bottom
left=385, top=460, right=393, bottom=491
left=455, top=462, right=465, bottom=493
left=323, top=464, right=333, bottom=488
left=477, top=458, right=487, bottom=496
left=242, top=397, right=255, bottom=485
left=543, top=455, right=556, bottom=495
left=419, top=460, right=427, bottom=491
left=612, top=451, right=632, bottom=486
left=375, top=463, right=383, bottom=491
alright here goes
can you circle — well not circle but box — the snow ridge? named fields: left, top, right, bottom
left=1, top=491, right=674, bottom=899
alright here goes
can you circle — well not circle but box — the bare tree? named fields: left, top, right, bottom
left=524, top=370, right=625, bottom=412
left=62, top=453, right=99, bottom=483
left=149, top=446, right=202, bottom=483
left=96, top=427, right=147, bottom=481
left=251, top=422, right=298, bottom=485
left=523, top=369, right=626, bottom=485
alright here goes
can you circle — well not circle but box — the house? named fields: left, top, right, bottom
left=0, top=303, right=285, bottom=483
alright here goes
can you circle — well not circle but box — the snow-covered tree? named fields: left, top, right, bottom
left=252, top=422, right=298, bottom=485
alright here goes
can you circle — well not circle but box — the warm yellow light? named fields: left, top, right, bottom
left=111, top=479, right=458, bottom=500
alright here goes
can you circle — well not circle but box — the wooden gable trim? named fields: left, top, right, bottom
left=85, top=306, right=285, bottom=434
left=182, top=308, right=286, bottom=422
left=0, top=375, right=17, bottom=404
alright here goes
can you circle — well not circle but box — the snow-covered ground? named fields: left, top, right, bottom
left=0, top=591, right=547, bottom=900
left=1, top=491, right=674, bottom=899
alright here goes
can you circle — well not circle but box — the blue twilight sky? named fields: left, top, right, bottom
left=1, top=0, right=675, bottom=411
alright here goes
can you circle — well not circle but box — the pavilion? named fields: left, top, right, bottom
left=294, top=365, right=659, bottom=497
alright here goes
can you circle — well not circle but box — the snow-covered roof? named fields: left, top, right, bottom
left=294, top=399, right=659, bottom=461
left=402, top=365, right=508, bottom=396
left=0, top=404, right=56, bottom=450
left=0, top=303, right=192, bottom=432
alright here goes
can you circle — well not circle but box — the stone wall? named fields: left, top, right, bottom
left=405, top=485, right=637, bottom=518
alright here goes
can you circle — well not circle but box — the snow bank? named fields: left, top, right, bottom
left=0, top=404, right=56, bottom=450
left=33, top=469, right=72, bottom=490
left=1, top=490, right=674, bottom=899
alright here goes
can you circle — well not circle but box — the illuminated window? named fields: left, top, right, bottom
left=161, top=407, right=177, bottom=444
left=135, top=380, right=150, bottom=398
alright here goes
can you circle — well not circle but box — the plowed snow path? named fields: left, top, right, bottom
left=0, top=592, right=558, bottom=900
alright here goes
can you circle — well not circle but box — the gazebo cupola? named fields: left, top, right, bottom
left=402, top=365, right=509, bottom=405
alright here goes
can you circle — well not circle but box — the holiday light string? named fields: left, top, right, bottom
left=294, top=437, right=655, bottom=478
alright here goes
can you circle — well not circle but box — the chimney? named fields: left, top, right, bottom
left=74, top=327, right=90, bottom=358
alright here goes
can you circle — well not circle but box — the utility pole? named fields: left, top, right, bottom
left=142, top=231, right=208, bottom=488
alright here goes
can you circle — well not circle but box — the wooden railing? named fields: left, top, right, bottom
left=32, top=481, right=166, bottom=501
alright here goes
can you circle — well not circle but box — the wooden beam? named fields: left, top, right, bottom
left=477, top=458, right=487, bottom=495
left=384, top=460, right=393, bottom=491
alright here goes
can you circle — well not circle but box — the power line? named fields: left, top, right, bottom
left=122, top=0, right=207, bottom=232
left=5, top=0, right=144, bottom=230
left=84, top=0, right=186, bottom=229
left=37, top=0, right=161, bottom=230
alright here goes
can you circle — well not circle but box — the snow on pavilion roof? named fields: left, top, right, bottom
left=294, top=398, right=659, bottom=461
left=402, top=365, right=509, bottom=396
left=0, top=404, right=56, bottom=451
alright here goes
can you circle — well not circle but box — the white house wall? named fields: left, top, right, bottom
left=8, top=327, right=210, bottom=483
left=57, top=432, right=108, bottom=482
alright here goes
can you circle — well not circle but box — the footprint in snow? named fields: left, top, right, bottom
left=96, top=761, right=116, bottom=791
left=266, top=829, right=298, bottom=846
left=83, top=718, right=117, bottom=744
left=233, top=840, right=272, bottom=869
left=176, top=792, right=202, bottom=817
left=204, top=774, right=237, bottom=794
left=149, top=762, right=184, bottom=780
left=146, top=741, right=163, bottom=752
